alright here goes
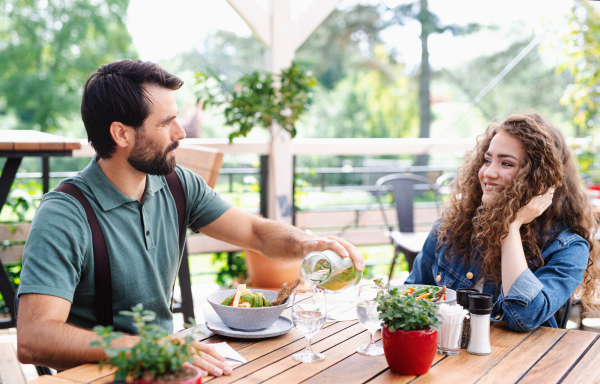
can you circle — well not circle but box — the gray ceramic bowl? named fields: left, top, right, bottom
left=390, top=284, right=457, bottom=306
left=207, top=289, right=289, bottom=331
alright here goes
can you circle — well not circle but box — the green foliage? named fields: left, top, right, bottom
left=295, top=4, right=390, bottom=89
left=557, top=0, right=600, bottom=136
left=0, top=263, right=21, bottom=314
left=196, top=62, right=317, bottom=142
left=446, top=36, right=572, bottom=138
left=375, top=287, right=441, bottom=332
left=0, top=0, right=137, bottom=134
left=213, top=251, right=247, bottom=287
left=91, top=304, right=197, bottom=381
left=299, top=48, right=419, bottom=139
left=5, top=190, right=33, bottom=222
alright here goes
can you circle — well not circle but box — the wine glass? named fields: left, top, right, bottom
left=356, top=284, right=384, bottom=356
left=291, top=287, right=327, bottom=363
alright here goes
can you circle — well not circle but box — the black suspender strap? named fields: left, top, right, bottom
left=164, top=171, right=186, bottom=246
left=54, top=171, right=185, bottom=327
left=54, top=183, right=113, bottom=327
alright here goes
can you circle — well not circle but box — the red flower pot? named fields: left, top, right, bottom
left=133, top=365, right=203, bottom=384
left=382, top=327, right=438, bottom=376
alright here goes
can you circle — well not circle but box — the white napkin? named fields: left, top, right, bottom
left=211, top=342, right=248, bottom=365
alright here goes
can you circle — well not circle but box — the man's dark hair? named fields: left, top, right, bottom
left=81, top=60, right=183, bottom=159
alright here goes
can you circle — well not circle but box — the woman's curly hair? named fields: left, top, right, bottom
left=438, top=112, right=600, bottom=311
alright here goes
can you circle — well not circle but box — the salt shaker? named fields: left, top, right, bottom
left=457, top=288, right=478, bottom=349
left=467, top=293, right=493, bottom=355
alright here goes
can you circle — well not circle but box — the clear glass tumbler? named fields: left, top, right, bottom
left=356, top=284, right=384, bottom=356
left=291, top=287, right=327, bottom=363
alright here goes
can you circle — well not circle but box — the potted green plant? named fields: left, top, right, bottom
left=375, top=288, right=441, bottom=376
left=196, top=63, right=315, bottom=289
left=91, top=304, right=202, bottom=384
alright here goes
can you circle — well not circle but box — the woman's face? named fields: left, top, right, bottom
left=478, top=131, right=526, bottom=204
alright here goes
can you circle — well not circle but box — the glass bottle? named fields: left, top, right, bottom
left=456, top=288, right=479, bottom=349
left=300, top=250, right=362, bottom=293
left=467, top=293, right=493, bottom=356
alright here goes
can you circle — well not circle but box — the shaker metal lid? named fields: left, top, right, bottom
left=456, top=288, right=479, bottom=309
left=469, top=293, right=493, bottom=315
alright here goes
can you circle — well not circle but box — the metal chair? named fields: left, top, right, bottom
left=375, top=173, right=442, bottom=280
left=554, top=298, right=572, bottom=329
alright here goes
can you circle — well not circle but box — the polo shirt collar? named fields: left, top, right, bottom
left=81, top=157, right=165, bottom=211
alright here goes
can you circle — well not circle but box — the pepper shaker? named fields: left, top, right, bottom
left=457, top=288, right=479, bottom=349
left=467, top=293, right=493, bottom=356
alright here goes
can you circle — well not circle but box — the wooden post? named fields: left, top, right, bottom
left=226, top=0, right=339, bottom=223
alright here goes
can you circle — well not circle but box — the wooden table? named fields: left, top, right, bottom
left=0, top=130, right=81, bottom=329
left=28, top=321, right=600, bottom=384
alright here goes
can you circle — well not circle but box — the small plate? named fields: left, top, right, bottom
left=206, top=316, right=293, bottom=339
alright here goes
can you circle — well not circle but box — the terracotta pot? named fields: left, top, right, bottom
left=382, top=326, right=438, bottom=376
left=244, top=249, right=302, bottom=289
left=133, top=365, right=202, bottom=384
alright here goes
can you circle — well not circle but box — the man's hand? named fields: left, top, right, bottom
left=189, top=341, right=232, bottom=377
left=304, top=235, right=365, bottom=271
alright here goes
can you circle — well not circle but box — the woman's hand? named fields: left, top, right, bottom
left=513, top=188, right=554, bottom=228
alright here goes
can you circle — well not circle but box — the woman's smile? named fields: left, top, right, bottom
left=478, top=131, right=525, bottom=204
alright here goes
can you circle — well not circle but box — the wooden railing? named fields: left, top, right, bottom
left=2, top=138, right=472, bottom=261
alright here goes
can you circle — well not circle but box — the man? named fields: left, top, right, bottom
left=16, top=60, right=364, bottom=375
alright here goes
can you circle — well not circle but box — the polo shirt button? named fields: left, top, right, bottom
left=436, top=274, right=441, bottom=282
left=146, top=230, right=150, bottom=236
left=466, top=272, right=473, bottom=280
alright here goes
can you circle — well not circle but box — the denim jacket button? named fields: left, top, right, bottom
left=436, top=274, right=441, bottom=282
left=466, top=272, right=473, bottom=279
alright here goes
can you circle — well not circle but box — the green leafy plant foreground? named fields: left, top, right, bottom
left=91, top=304, right=197, bottom=381
left=375, top=287, right=441, bottom=332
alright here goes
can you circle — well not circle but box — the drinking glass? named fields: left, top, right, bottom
left=291, top=287, right=327, bottom=363
left=356, top=284, right=384, bottom=356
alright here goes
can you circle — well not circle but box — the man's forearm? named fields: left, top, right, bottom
left=251, top=218, right=314, bottom=260
left=18, top=319, right=139, bottom=370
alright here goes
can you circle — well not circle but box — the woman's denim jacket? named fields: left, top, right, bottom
left=405, top=223, right=589, bottom=331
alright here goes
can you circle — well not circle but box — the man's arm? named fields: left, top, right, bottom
left=17, top=294, right=233, bottom=376
left=17, top=293, right=138, bottom=370
left=199, top=207, right=365, bottom=270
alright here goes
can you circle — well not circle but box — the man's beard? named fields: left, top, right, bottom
left=127, top=130, right=179, bottom=176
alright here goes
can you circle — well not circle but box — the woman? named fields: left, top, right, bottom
left=406, top=112, right=600, bottom=331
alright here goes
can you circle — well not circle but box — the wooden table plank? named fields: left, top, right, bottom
left=209, top=322, right=366, bottom=384
left=408, top=323, right=533, bottom=384
left=561, top=337, right=600, bottom=384
left=519, top=330, right=599, bottom=384
left=0, top=130, right=82, bottom=151
left=364, top=354, right=447, bottom=384
left=23, top=377, right=77, bottom=384
left=259, top=328, right=379, bottom=384
left=56, top=364, right=116, bottom=383
left=475, top=326, right=566, bottom=384
left=300, top=346, right=387, bottom=384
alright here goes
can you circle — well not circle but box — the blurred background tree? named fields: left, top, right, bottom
left=0, top=0, right=137, bottom=136
left=557, top=0, right=600, bottom=137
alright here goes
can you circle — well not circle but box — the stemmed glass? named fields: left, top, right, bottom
left=291, top=287, right=327, bottom=363
left=356, top=284, right=384, bottom=356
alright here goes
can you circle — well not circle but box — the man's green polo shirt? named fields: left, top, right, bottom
left=19, top=158, right=232, bottom=334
